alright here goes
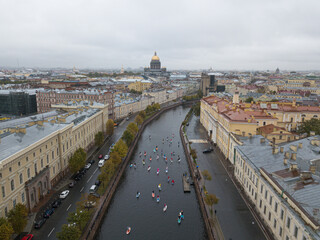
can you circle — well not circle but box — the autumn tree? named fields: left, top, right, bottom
left=94, top=131, right=104, bottom=146
left=69, top=148, right=87, bottom=174
left=110, top=151, right=122, bottom=166
left=135, top=115, right=143, bottom=126
left=57, top=224, right=81, bottom=240
left=0, top=218, right=14, bottom=240
left=122, top=130, right=134, bottom=146
left=204, top=193, right=219, bottom=215
left=138, top=111, right=146, bottom=120
left=127, top=122, right=138, bottom=135
left=113, top=139, right=128, bottom=158
left=67, top=209, right=91, bottom=231
left=7, top=203, right=28, bottom=234
left=202, top=170, right=212, bottom=185
left=106, top=119, right=114, bottom=136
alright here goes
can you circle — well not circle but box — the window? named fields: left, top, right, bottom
left=2, top=186, right=5, bottom=198
left=9, top=167, right=12, bottom=172
left=269, top=196, right=273, bottom=206
left=279, top=227, right=282, bottom=236
left=268, top=212, right=271, bottom=221
left=18, top=161, right=21, bottom=166
left=274, top=219, right=277, bottom=228
left=260, top=185, right=264, bottom=193
left=274, top=202, right=278, bottom=212
left=47, top=155, right=49, bottom=164
left=259, top=200, right=262, bottom=208
left=33, top=152, right=35, bottom=157
left=281, top=209, right=284, bottom=220
left=287, top=217, right=291, bottom=229
left=52, top=151, right=54, bottom=159
left=286, top=236, right=289, bottom=240
left=294, top=226, right=298, bottom=238
left=26, top=157, right=28, bottom=162
left=13, top=199, right=16, bottom=208
left=41, top=159, right=43, bottom=168
left=11, top=179, right=15, bottom=191
left=4, top=207, right=7, bottom=217
left=21, top=192, right=25, bottom=202
left=34, top=163, right=37, bottom=174
left=27, top=168, right=30, bottom=179
left=19, top=173, right=23, bottom=184
left=265, top=190, right=268, bottom=199
left=264, top=206, right=266, bottom=214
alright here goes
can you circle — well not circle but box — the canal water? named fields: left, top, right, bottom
left=96, top=106, right=207, bottom=240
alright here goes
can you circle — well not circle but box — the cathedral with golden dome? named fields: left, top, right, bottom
left=144, top=51, right=167, bottom=77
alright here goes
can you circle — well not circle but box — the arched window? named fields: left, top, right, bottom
left=313, top=115, right=318, bottom=118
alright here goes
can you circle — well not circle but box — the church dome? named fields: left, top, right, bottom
left=151, top=52, right=160, bottom=61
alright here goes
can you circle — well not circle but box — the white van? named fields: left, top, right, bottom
left=98, top=159, right=105, bottom=167
left=89, top=185, right=98, bottom=193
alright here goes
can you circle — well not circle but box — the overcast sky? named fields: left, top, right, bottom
left=0, top=0, right=320, bottom=70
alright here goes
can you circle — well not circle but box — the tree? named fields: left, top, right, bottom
left=67, top=209, right=91, bottom=231
left=138, top=111, right=146, bottom=120
left=0, top=218, right=14, bottom=240
left=127, top=122, right=138, bottom=135
left=113, top=139, right=128, bottom=158
left=135, top=115, right=143, bottom=126
left=192, top=102, right=201, bottom=116
left=57, top=224, right=81, bottom=240
left=204, top=194, right=219, bottom=215
left=106, top=119, right=114, bottom=136
left=122, top=130, right=134, bottom=146
left=7, top=203, right=28, bottom=234
left=69, top=148, right=87, bottom=174
left=297, top=118, right=320, bottom=136
left=202, top=170, right=212, bottom=185
left=94, top=131, right=104, bottom=146
left=110, top=152, right=122, bottom=166
left=245, top=97, right=254, bottom=103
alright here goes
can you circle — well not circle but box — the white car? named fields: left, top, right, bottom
left=104, top=155, right=109, bottom=160
left=59, top=190, right=70, bottom=199
left=98, top=159, right=105, bottom=168
left=84, top=163, right=91, bottom=169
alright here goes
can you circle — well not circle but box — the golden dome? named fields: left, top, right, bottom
left=151, top=51, right=160, bottom=61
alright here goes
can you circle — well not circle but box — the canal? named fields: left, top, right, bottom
left=96, top=106, right=207, bottom=240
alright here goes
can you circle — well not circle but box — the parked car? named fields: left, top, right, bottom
left=43, top=208, right=54, bottom=218
left=89, top=159, right=95, bottom=164
left=59, top=190, right=70, bottom=199
left=22, top=234, right=34, bottom=240
left=89, top=185, right=98, bottom=193
left=73, top=173, right=82, bottom=181
left=104, top=155, right=110, bottom=160
left=95, top=180, right=101, bottom=186
left=203, top=148, right=213, bottom=154
left=69, top=181, right=76, bottom=188
left=126, top=117, right=130, bottom=121
left=52, top=199, right=62, bottom=208
left=98, top=159, right=105, bottom=168
left=79, top=168, right=87, bottom=175
left=34, top=218, right=46, bottom=229
left=84, top=163, right=91, bottom=169
left=98, top=154, right=103, bottom=159
left=90, top=192, right=100, bottom=198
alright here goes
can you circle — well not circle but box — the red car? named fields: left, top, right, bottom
left=22, top=234, right=33, bottom=240
left=98, top=154, right=103, bottom=159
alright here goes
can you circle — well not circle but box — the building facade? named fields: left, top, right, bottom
left=0, top=91, right=37, bottom=116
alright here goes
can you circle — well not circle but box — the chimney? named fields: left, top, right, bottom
left=285, top=151, right=290, bottom=159
left=290, top=145, right=297, bottom=152
left=283, top=158, right=288, bottom=165
left=290, top=163, right=298, bottom=171
left=291, top=153, right=297, bottom=161
left=298, top=143, right=303, bottom=149
left=310, top=165, right=316, bottom=174
left=260, top=138, right=265, bottom=144
left=280, top=146, right=284, bottom=153
left=272, top=147, right=279, bottom=154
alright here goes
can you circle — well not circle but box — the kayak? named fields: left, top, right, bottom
left=152, top=192, right=155, bottom=198
left=148, top=166, right=151, bottom=171
left=129, top=164, right=133, bottom=168
left=142, top=160, right=145, bottom=165
left=126, top=227, right=131, bottom=234
left=136, top=192, right=140, bottom=198
left=165, top=167, right=168, bottom=173
left=158, top=184, right=161, bottom=191
left=157, top=197, right=160, bottom=203
left=177, top=218, right=181, bottom=224
left=157, top=169, right=160, bottom=175
left=178, top=158, right=181, bottom=163
left=163, top=204, right=167, bottom=212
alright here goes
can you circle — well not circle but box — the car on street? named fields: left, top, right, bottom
left=79, top=168, right=87, bottom=174
left=95, top=180, right=101, bottom=186
left=59, top=190, right=70, bottom=199
left=73, top=173, right=82, bottom=181
left=98, top=154, right=103, bottom=159
left=203, top=148, right=213, bottom=153
left=98, top=159, right=105, bottom=167
left=126, top=117, right=130, bottom=121
left=104, top=154, right=110, bottom=160
left=52, top=199, right=62, bottom=208
left=43, top=208, right=54, bottom=218
left=34, top=218, right=46, bottom=229
left=85, top=163, right=91, bottom=169
left=89, top=159, right=95, bottom=164
left=89, top=184, right=98, bottom=193
left=22, top=234, right=34, bottom=240
left=69, top=181, right=76, bottom=188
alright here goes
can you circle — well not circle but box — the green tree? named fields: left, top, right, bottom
left=94, top=131, right=104, bottom=146
left=69, top=148, right=87, bottom=174
left=7, top=203, right=28, bottom=234
left=67, top=209, right=91, bottom=231
left=113, top=139, right=128, bottom=158
left=0, top=218, right=14, bottom=240
left=122, top=130, right=134, bottom=146
left=110, top=152, right=122, bottom=166
left=244, top=97, right=254, bottom=103
left=127, top=122, right=138, bottom=135
left=197, top=90, right=203, bottom=98
left=135, top=115, right=143, bottom=126
left=145, top=105, right=153, bottom=115
left=204, top=193, right=219, bottom=215
left=138, top=111, right=146, bottom=120
left=57, top=224, right=81, bottom=240
left=298, top=118, right=320, bottom=136
left=106, top=119, right=114, bottom=136
left=192, top=102, right=201, bottom=116
left=202, top=170, right=212, bottom=185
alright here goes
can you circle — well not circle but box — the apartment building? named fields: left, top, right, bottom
left=234, top=135, right=320, bottom=240
left=0, top=104, right=108, bottom=217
